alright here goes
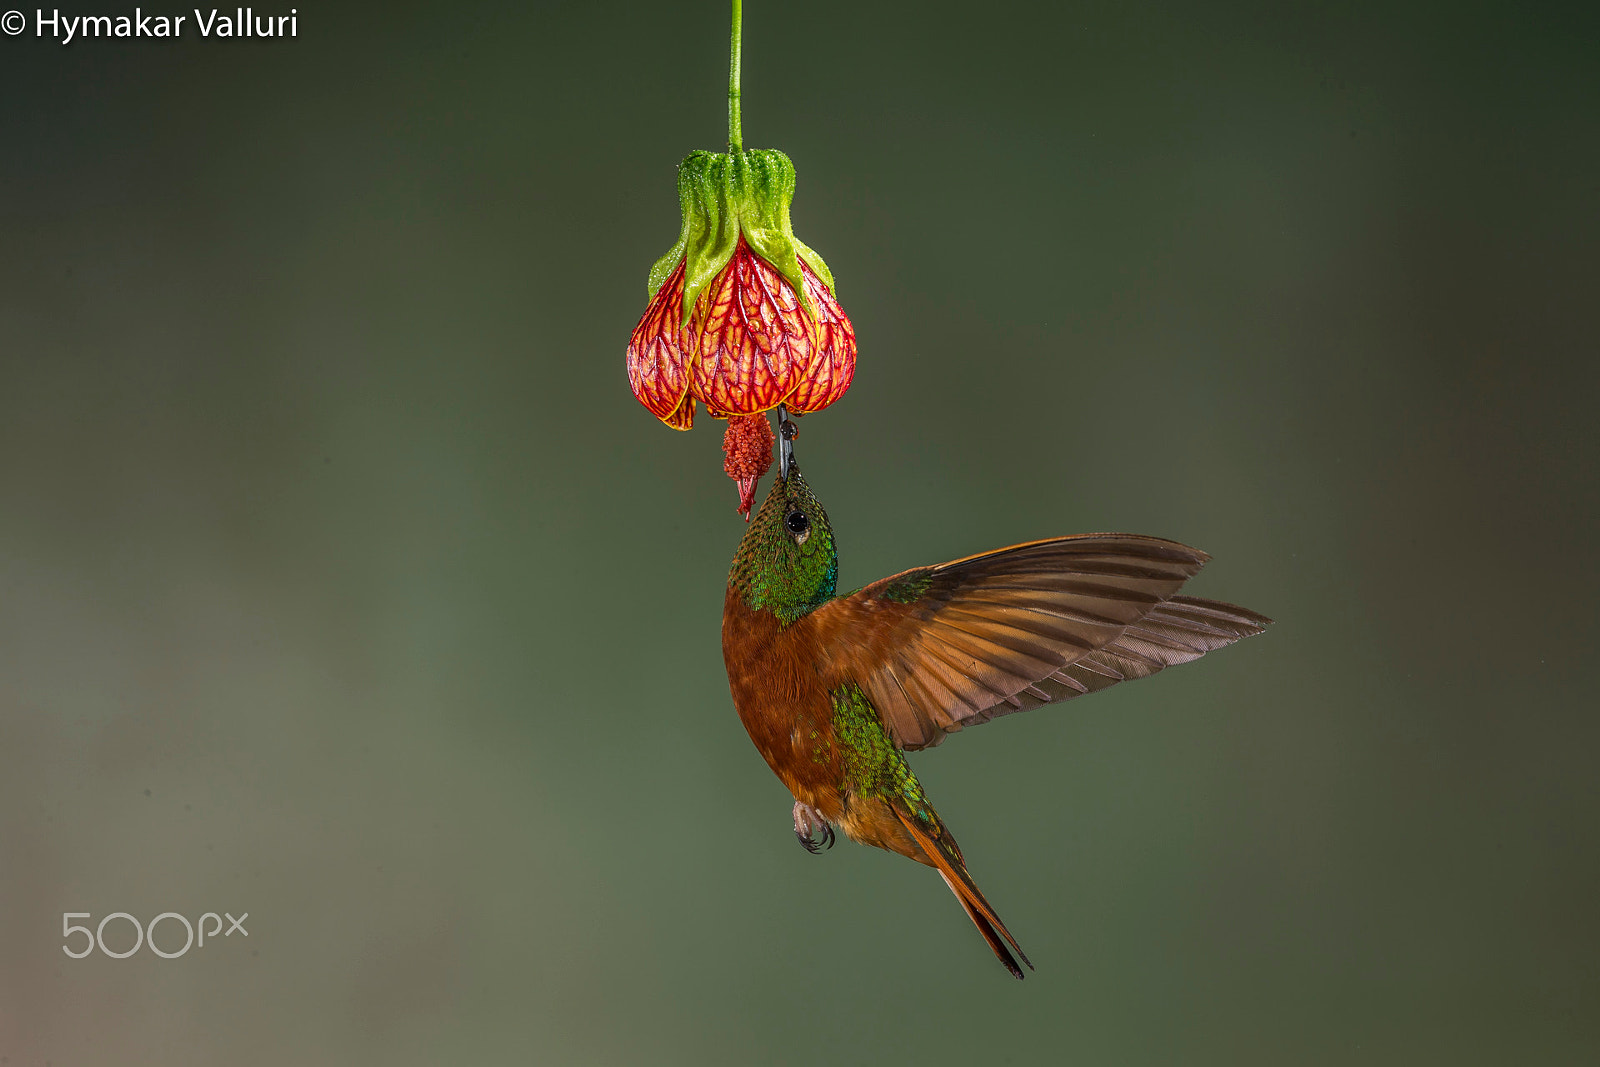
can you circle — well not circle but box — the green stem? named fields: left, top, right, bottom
left=728, top=0, right=743, bottom=152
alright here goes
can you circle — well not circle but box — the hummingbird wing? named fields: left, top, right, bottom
left=807, top=535, right=1270, bottom=751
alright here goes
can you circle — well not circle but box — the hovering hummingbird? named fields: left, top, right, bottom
left=722, top=414, right=1271, bottom=978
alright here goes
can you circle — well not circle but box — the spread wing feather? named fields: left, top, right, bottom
left=808, top=535, right=1269, bottom=751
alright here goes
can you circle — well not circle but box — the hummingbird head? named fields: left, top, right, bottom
left=728, top=463, right=838, bottom=626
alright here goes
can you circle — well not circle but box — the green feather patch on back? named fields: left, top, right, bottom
left=881, top=569, right=935, bottom=604
left=830, top=683, right=935, bottom=824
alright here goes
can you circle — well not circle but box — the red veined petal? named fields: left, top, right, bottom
left=625, top=259, right=695, bottom=425
left=690, top=240, right=813, bottom=417
left=663, top=395, right=695, bottom=430
left=783, top=262, right=857, bottom=415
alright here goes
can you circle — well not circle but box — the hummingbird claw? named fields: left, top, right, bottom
left=792, top=800, right=833, bottom=855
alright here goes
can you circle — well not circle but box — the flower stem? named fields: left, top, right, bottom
left=728, top=0, right=743, bottom=153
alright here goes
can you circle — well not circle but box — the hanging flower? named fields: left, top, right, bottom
left=626, top=149, right=857, bottom=516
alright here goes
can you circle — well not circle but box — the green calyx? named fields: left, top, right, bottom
left=646, top=148, right=836, bottom=326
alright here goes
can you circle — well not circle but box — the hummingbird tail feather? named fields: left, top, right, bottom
left=939, top=871, right=1027, bottom=980
left=892, top=803, right=1033, bottom=979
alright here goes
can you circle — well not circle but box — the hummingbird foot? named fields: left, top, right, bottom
left=792, top=801, right=835, bottom=855
left=777, top=405, right=799, bottom=480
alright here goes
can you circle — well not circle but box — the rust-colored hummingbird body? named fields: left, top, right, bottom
left=722, top=443, right=1270, bottom=978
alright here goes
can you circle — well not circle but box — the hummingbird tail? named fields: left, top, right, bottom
left=892, top=803, right=1033, bottom=980
left=939, top=871, right=1027, bottom=980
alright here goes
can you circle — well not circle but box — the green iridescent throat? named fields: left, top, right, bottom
left=728, top=472, right=838, bottom=626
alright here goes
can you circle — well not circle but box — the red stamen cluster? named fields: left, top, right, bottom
left=722, top=413, right=776, bottom=519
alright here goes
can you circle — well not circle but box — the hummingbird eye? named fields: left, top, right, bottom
left=784, top=509, right=810, bottom=537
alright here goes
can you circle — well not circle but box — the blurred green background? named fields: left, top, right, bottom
left=2, top=0, right=1596, bottom=1062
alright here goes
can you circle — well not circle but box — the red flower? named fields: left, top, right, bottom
left=628, top=234, right=856, bottom=517
left=625, top=148, right=856, bottom=516
left=627, top=236, right=856, bottom=431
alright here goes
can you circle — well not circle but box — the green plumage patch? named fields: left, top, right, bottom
left=881, top=569, right=935, bottom=604
left=829, top=683, right=934, bottom=824
left=728, top=472, right=838, bottom=626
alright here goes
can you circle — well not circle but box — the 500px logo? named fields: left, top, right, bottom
left=62, top=911, right=248, bottom=959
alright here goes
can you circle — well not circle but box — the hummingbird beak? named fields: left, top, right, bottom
left=777, top=405, right=798, bottom=481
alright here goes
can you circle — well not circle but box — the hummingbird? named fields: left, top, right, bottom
left=721, top=413, right=1271, bottom=978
